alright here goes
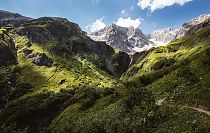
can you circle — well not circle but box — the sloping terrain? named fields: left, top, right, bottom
left=120, top=19, right=210, bottom=132
left=122, top=19, right=210, bottom=123
left=0, top=17, right=132, bottom=132
left=0, top=11, right=210, bottom=133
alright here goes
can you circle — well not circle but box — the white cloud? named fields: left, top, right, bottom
left=138, top=0, right=193, bottom=12
left=115, top=17, right=142, bottom=28
left=86, top=18, right=106, bottom=32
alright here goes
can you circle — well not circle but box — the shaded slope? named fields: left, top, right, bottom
left=0, top=17, right=131, bottom=132
left=122, top=20, right=210, bottom=110
left=0, top=11, right=210, bottom=133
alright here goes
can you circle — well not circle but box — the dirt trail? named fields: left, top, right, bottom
left=183, top=106, right=210, bottom=116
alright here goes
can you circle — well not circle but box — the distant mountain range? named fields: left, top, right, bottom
left=89, top=14, right=210, bottom=54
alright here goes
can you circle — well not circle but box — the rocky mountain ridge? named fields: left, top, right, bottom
left=151, top=14, right=210, bottom=45
left=90, top=14, right=210, bottom=54
left=0, top=10, right=32, bottom=26
left=89, top=24, right=153, bottom=53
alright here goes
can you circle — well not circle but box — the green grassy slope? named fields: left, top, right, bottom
left=0, top=19, right=210, bottom=133
left=122, top=23, right=210, bottom=110
left=120, top=23, right=210, bottom=132
left=0, top=24, right=123, bottom=132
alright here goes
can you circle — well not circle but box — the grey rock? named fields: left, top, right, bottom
left=0, top=31, right=17, bottom=66
left=0, top=10, right=32, bottom=26
left=89, top=24, right=153, bottom=53
left=150, top=14, right=210, bottom=45
left=22, top=49, right=33, bottom=56
left=15, top=26, right=54, bottom=43
left=30, top=53, right=53, bottom=67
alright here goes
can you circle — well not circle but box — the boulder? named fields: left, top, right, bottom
left=29, top=53, right=53, bottom=67
left=22, top=49, right=33, bottom=56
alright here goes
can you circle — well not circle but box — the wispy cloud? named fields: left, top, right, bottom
left=138, top=0, right=193, bottom=12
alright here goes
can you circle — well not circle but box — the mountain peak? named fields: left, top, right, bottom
left=183, top=14, right=210, bottom=28
left=150, top=14, right=210, bottom=45
left=89, top=24, right=152, bottom=53
left=89, top=14, right=210, bottom=54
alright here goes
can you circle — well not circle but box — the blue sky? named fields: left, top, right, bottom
left=0, top=0, right=210, bottom=33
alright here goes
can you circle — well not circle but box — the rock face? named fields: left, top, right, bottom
left=16, top=26, right=54, bottom=43
left=15, top=17, right=86, bottom=43
left=186, top=18, right=210, bottom=36
left=108, top=51, right=131, bottom=77
left=175, top=14, right=210, bottom=39
left=29, top=53, right=53, bottom=67
left=90, top=14, right=210, bottom=54
left=150, top=14, right=210, bottom=45
left=0, top=30, right=17, bottom=66
left=0, top=10, right=32, bottom=26
left=150, top=28, right=177, bottom=45
left=89, top=24, right=153, bottom=53
left=70, top=38, right=130, bottom=77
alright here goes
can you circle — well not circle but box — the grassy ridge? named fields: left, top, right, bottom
left=122, top=25, right=210, bottom=109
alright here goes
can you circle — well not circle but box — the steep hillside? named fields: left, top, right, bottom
left=0, top=17, right=132, bottom=132
left=122, top=19, right=210, bottom=110
left=0, top=11, right=210, bottom=133
left=120, top=19, right=210, bottom=132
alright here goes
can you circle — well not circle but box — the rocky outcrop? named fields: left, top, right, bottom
left=70, top=37, right=130, bottom=77
left=108, top=51, right=131, bottom=77
left=28, top=53, right=53, bottom=67
left=0, top=30, right=17, bottom=66
left=0, top=43, right=17, bottom=66
left=15, top=26, right=54, bottom=43
left=22, top=49, right=33, bottom=56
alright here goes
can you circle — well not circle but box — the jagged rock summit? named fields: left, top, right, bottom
left=90, top=14, right=210, bottom=54
left=150, top=28, right=176, bottom=45
left=151, top=14, right=210, bottom=45
left=89, top=24, right=153, bottom=53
